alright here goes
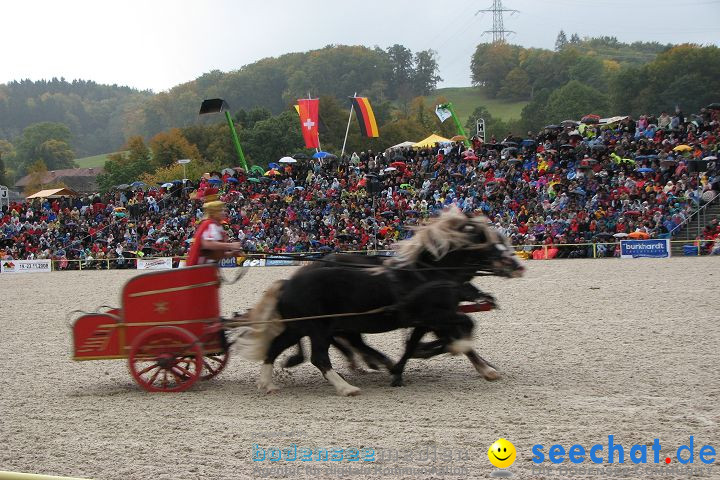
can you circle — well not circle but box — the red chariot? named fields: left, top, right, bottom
left=71, top=265, right=231, bottom=392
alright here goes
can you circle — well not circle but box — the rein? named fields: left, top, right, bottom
left=224, top=305, right=393, bottom=328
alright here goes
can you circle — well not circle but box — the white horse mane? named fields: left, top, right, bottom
left=389, top=207, right=497, bottom=267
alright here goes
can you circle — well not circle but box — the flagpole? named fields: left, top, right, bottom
left=341, top=92, right=356, bottom=160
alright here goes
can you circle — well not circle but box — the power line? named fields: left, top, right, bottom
left=477, top=0, right=519, bottom=44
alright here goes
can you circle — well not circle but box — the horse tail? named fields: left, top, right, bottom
left=234, top=280, right=286, bottom=362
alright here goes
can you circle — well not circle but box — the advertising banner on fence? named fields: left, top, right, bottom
left=220, top=256, right=248, bottom=268
left=242, top=258, right=266, bottom=267
left=1, top=259, right=52, bottom=274
left=265, top=256, right=299, bottom=266
left=620, top=239, right=671, bottom=259
left=137, top=257, right=173, bottom=270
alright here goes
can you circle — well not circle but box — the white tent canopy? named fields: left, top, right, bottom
left=388, top=141, right=416, bottom=150
left=26, top=188, right=79, bottom=199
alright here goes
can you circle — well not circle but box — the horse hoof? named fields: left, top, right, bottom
left=391, top=378, right=404, bottom=387
left=258, top=382, right=280, bottom=394
left=482, top=368, right=501, bottom=381
left=338, top=385, right=361, bottom=396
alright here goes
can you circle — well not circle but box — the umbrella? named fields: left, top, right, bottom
left=130, top=181, right=145, bottom=188
left=161, top=182, right=174, bottom=188
left=294, top=186, right=305, bottom=190
left=318, top=246, right=333, bottom=252
left=507, top=158, right=522, bottom=165
left=521, top=139, right=536, bottom=147
left=703, top=156, right=717, bottom=161
left=221, top=167, right=235, bottom=175
left=226, top=177, right=239, bottom=183
left=450, top=135, right=467, bottom=142
left=569, top=130, right=582, bottom=137
left=392, top=155, right=406, bottom=162
left=268, top=162, right=280, bottom=169
left=312, top=151, right=331, bottom=159
left=706, top=103, right=720, bottom=110
left=561, top=120, right=580, bottom=126
left=115, top=184, right=130, bottom=190
left=250, top=165, right=265, bottom=176
left=279, top=157, right=297, bottom=163
left=390, top=162, right=406, bottom=169
left=581, top=114, right=600, bottom=124
left=544, top=125, right=562, bottom=130
left=248, top=178, right=261, bottom=183
left=208, top=178, right=222, bottom=184
left=590, top=144, right=607, bottom=151
left=264, top=169, right=281, bottom=176
left=380, top=211, right=394, bottom=217
left=613, top=233, right=629, bottom=238
left=628, top=231, right=650, bottom=239
left=384, top=167, right=398, bottom=172
left=673, top=145, right=692, bottom=152
left=501, top=141, right=518, bottom=147
left=560, top=144, right=574, bottom=149
left=636, top=167, right=654, bottom=173
left=292, top=153, right=311, bottom=160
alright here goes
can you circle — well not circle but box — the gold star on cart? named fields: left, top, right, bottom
left=153, top=301, right=169, bottom=314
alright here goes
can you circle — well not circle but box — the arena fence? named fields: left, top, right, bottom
left=5, top=238, right=711, bottom=273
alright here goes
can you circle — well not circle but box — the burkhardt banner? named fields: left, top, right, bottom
left=1, top=259, right=52, bottom=274
left=136, top=257, right=173, bottom=270
left=620, top=239, right=671, bottom=259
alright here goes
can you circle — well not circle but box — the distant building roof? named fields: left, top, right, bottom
left=14, top=167, right=104, bottom=191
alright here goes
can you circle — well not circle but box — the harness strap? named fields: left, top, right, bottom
left=225, top=305, right=392, bottom=328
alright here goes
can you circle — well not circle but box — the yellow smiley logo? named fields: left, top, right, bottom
left=488, top=438, right=517, bottom=469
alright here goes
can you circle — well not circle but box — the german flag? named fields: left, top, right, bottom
left=351, top=97, right=379, bottom=138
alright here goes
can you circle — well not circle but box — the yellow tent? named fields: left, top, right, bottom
left=413, top=134, right=452, bottom=149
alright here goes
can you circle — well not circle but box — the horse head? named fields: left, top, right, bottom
left=391, top=206, right=524, bottom=279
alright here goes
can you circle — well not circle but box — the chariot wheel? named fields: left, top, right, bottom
left=178, top=351, right=229, bottom=381
left=128, top=326, right=203, bottom=392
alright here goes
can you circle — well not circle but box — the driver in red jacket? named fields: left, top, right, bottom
left=186, top=196, right=243, bottom=266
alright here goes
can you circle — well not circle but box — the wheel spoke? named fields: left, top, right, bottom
left=137, top=362, right=161, bottom=376
left=147, top=366, right=162, bottom=386
left=172, top=363, right=193, bottom=378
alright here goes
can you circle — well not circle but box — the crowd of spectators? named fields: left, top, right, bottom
left=1, top=107, right=719, bottom=268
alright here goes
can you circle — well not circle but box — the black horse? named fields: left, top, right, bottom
left=235, top=208, right=523, bottom=395
left=282, top=253, right=507, bottom=385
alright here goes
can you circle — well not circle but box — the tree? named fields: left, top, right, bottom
left=412, top=50, right=442, bottom=96
left=544, top=80, right=608, bottom=122
left=14, top=122, right=76, bottom=175
left=499, top=67, right=531, bottom=100
left=570, top=33, right=581, bottom=45
left=555, top=30, right=568, bottom=51
left=386, top=44, right=415, bottom=101
left=148, top=128, right=201, bottom=169
left=0, top=140, right=15, bottom=185
left=97, top=136, right=154, bottom=192
left=470, top=43, right=520, bottom=98
left=23, top=160, right=48, bottom=196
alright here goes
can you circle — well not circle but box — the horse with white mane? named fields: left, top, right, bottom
left=235, top=207, right=524, bottom=396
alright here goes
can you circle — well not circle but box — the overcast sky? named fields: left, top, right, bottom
left=2, top=0, right=719, bottom=93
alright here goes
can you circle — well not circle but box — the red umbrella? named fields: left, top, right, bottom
left=390, top=161, right=407, bottom=169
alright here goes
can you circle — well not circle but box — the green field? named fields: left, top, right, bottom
left=425, top=87, right=528, bottom=122
left=75, top=152, right=125, bottom=169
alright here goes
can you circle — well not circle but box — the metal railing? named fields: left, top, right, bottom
left=669, top=191, right=720, bottom=240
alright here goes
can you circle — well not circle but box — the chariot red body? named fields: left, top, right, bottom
left=72, top=265, right=229, bottom=392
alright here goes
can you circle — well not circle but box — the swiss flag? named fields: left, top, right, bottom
left=298, top=98, right=319, bottom=149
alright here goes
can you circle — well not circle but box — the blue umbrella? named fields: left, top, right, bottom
left=521, top=139, right=536, bottom=147
left=226, top=177, right=239, bottom=183
left=635, top=155, right=648, bottom=161
left=208, top=178, right=222, bottom=184
left=268, top=162, right=280, bottom=169
left=130, top=181, right=145, bottom=187
left=313, top=151, right=330, bottom=159
left=636, top=167, right=654, bottom=173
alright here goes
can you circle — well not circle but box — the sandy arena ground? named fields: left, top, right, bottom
left=1, top=258, right=719, bottom=480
